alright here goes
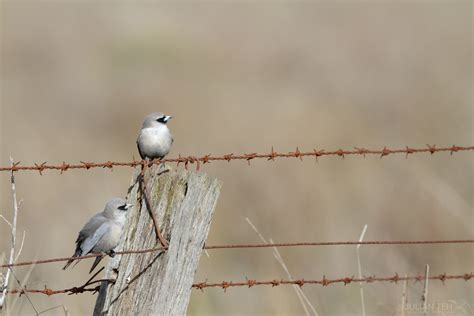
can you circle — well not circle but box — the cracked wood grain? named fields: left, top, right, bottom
left=94, top=166, right=222, bottom=315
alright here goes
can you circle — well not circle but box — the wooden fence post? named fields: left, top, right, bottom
left=93, top=166, right=222, bottom=315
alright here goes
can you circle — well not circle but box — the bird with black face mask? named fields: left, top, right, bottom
left=63, top=198, right=132, bottom=273
left=137, top=112, right=174, bottom=161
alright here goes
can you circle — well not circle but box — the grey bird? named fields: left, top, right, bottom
left=63, top=198, right=132, bottom=273
left=137, top=112, right=174, bottom=160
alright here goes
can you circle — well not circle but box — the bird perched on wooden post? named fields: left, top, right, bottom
left=63, top=198, right=132, bottom=273
left=136, top=112, right=173, bottom=248
left=137, top=112, right=174, bottom=161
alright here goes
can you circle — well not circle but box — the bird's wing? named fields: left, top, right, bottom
left=80, top=223, right=110, bottom=256
left=75, top=213, right=104, bottom=245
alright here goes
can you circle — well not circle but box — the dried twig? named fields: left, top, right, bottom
left=246, top=218, right=318, bottom=316
left=37, top=305, right=69, bottom=315
left=270, top=238, right=318, bottom=316
left=245, top=218, right=308, bottom=315
left=400, top=273, right=408, bottom=316
left=11, top=253, right=38, bottom=313
left=0, top=158, right=20, bottom=310
left=0, top=215, right=12, bottom=228
left=14, top=231, right=26, bottom=263
left=422, top=264, right=429, bottom=315
left=356, top=225, right=368, bottom=316
left=9, top=269, right=39, bottom=315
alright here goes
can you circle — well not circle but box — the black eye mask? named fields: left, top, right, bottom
left=118, top=204, right=128, bottom=211
left=156, top=117, right=167, bottom=124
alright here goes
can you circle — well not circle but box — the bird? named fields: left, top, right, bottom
left=137, top=112, right=174, bottom=161
left=63, top=198, right=132, bottom=273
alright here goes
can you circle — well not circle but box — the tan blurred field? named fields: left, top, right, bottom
left=0, top=1, right=472, bottom=315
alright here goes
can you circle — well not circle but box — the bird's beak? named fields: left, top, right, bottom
left=164, top=115, right=172, bottom=122
left=125, top=204, right=133, bottom=210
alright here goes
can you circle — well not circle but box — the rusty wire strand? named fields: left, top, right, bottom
left=192, top=273, right=474, bottom=291
left=1, top=239, right=472, bottom=269
left=138, top=165, right=169, bottom=248
left=0, top=145, right=472, bottom=174
left=191, top=273, right=474, bottom=291
left=6, top=273, right=473, bottom=296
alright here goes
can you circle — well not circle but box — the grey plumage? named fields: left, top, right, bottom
left=63, top=198, right=132, bottom=273
left=137, top=112, right=174, bottom=160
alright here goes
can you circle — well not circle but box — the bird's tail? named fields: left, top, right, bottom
left=62, top=249, right=81, bottom=270
left=89, top=256, right=104, bottom=274
left=62, top=257, right=76, bottom=270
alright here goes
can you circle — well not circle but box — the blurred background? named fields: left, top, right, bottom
left=0, top=1, right=472, bottom=315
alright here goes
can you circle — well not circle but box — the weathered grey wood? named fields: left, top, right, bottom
left=93, top=166, right=222, bottom=315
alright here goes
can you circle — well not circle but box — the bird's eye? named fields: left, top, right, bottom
left=118, top=204, right=128, bottom=211
left=156, top=116, right=166, bottom=123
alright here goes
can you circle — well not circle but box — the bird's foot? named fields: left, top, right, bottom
left=107, top=250, right=116, bottom=258
left=149, top=158, right=159, bottom=168
left=156, top=160, right=166, bottom=170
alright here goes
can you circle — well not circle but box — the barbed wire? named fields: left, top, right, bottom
left=192, top=273, right=474, bottom=291
left=2, top=239, right=473, bottom=269
left=2, top=144, right=472, bottom=309
left=0, top=145, right=472, bottom=174
left=6, top=273, right=473, bottom=296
